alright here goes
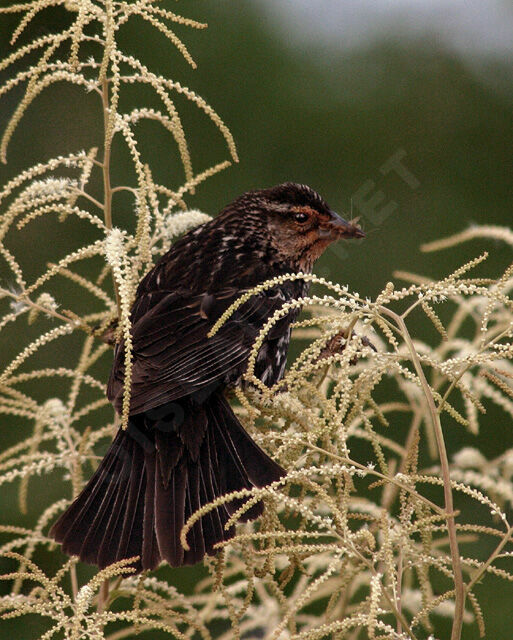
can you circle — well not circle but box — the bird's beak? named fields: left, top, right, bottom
left=319, top=210, right=365, bottom=239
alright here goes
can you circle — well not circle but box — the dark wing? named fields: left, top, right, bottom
left=107, top=287, right=290, bottom=415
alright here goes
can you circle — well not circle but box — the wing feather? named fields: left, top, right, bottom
left=108, top=287, right=291, bottom=414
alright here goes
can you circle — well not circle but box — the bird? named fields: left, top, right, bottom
left=50, top=182, right=364, bottom=572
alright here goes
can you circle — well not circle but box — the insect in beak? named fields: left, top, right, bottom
left=319, top=211, right=365, bottom=239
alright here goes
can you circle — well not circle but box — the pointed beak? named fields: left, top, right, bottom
left=319, top=210, right=365, bottom=240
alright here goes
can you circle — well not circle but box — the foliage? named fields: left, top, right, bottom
left=1, top=2, right=513, bottom=639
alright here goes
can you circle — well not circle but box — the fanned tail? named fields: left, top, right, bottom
left=50, top=391, right=284, bottom=571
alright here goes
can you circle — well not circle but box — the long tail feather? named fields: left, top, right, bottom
left=50, top=391, right=285, bottom=571
left=141, top=449, right=160, bottom=570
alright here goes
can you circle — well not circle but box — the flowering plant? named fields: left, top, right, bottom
left=0, top=2, right=513, bottom=639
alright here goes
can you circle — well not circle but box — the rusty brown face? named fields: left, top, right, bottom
left=268, top=203, right=364, bottom=271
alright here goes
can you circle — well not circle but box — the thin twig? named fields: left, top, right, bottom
left=466, top=524, right=513, bottom=593
left=0, top=287, right=91, bottom=332
left=73, top=187, right=104, bottom=211
left=295, top=440, right=446, bottom=516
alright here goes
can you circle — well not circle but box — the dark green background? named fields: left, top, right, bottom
left=0, top=1, right=512, bottom=637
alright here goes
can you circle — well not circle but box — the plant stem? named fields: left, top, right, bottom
left=97, top=578, right=109, bottom=613
left=70, top=564, right=78, bottom=601
left=101, top=78, right=121, bottom=316
left=396, top=548, right=403, bottom=636
left=380, top=307, right=465, bottom=640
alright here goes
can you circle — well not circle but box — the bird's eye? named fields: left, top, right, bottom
left=294, top=211, right=310, bottom=223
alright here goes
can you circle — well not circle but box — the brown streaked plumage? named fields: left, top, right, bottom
left=50, top=182, right=364, bottom=572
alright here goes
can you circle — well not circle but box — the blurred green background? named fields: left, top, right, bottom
left=0, top=0, right=513, bottom=637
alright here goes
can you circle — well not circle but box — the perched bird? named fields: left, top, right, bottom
left=50, top=182, right=364, bottom=572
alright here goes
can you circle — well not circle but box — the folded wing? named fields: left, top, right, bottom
left=108, top=287, right=290, bottom=414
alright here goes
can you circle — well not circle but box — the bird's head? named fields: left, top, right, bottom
left=232, top=182, right=364, bottom=271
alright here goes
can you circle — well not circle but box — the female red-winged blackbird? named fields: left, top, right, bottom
left=50, top=183, right=364, bottom=572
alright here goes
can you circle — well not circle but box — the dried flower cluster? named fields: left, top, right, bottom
left=1, top=2, right=513, bottom=640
